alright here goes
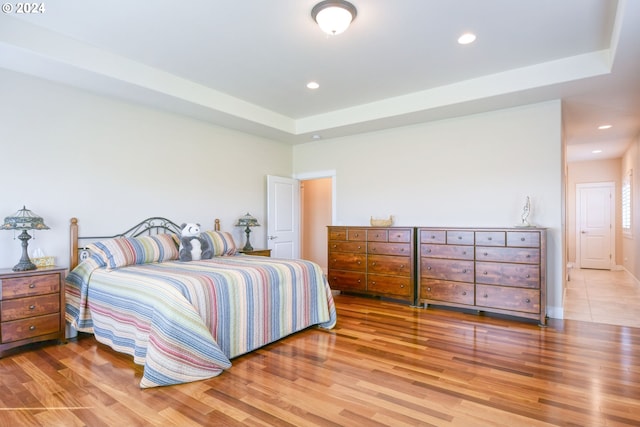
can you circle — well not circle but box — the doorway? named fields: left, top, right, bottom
left=575, top=182, right=615, bottom=270
left=300, top=177, right=333, bottom=273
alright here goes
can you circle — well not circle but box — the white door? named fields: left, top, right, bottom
left=266, top=175, right=300, bottom=259
left=577, top=183, right=614, bottom=270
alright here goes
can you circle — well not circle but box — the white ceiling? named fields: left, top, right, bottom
left=1, top=0, right=639, bottom=162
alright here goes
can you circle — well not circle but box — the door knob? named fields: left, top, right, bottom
left=268, top=235, right=278, bottom=240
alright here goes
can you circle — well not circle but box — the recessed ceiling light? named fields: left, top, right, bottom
left=458, top=33, right=476, bottom=45
left=312, top=134, right=321, bottom=140
left=307, top=81, right=320, bottom=89
left=592, top=149, right=603, bottom=154
left=598, top=124, right=612, bottom=130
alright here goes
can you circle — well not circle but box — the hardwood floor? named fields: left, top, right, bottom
left=564, top=267, right=640, bottom=327
left=1, top=295, right=639, bottom=427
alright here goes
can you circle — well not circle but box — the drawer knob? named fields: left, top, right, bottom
left=458, top=236, right=462, bottom=240
left=427, top=266, right=432, bottom=270
left=29, top=283, right=36, bottom=289
left=427, top=287, right=431, bottom=291
left=357, top=261, right=361, bottom=265
left=358, top=246, right=361, bottom=250
left=372, top=262, right=376, bottom=266
left=400, top=248, right=405, bottom=252
left=462, top=291, right=467, bottom=296
left=431, top=235, right=436, bottom=239
left=354, top=233, right=359, bottom=237
left=400, top=264, right=405, bottom=268
left=400, top=284, right=404, bottom=288
left=483, top=294, right=488, bottom=298
left=29, top=325, right=36, bottom=331
left=483, top=271, right=488, bottom=275
left=484, top=252, right=488, bottom=256
left=357, top=279, right=361, bottom=283
left=427, top=248, right=432, bottom=253
left=462, top=251, right=467, bottom=255
left=526, top=255, right=531, bottom=258
left=525, top=298, right=531, bottom=303
left=526, top=274, right=530, bottom=278
left=29, top=305, right=36, bottom=310
left=462, top=269, right=467, bottom=273
left=521, top=237, right=526, bottom=241
left=488, top=237, right=492, bottom=241
left=332, top=244, right=337, bottom=248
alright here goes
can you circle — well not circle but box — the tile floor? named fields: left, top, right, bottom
left=563, top=267, right=640, bottom=327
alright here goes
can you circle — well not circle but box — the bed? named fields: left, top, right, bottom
left=64, top=217, right=336, bottom=388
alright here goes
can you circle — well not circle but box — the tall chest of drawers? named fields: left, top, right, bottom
left=0, top=267, right=66, bottom=356
left=328, top=226, right=415, bottom=304
left=418, top=227, right=547, bottom=325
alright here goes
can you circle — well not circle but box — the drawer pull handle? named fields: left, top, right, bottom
left=332, top=244, right=337, bottom=248
left=483, top=271, right=488, bottom=275
left=526, top=255, right=531, bottom=258
left=462, top=269, right=467, bottom=273
left=372, top=262, right=376, bottom=266
left=29, top=283, right=36, bottom=289
left=462, top=251, right=467, bottom=255
left=458, top=236, right=462, bottom=240
left=354, top=233, right=359, bottom=237
left=427, top=287, right=431, bottom=291
left=427, top=248, right=431, bottom=253
left=358, top=246, right=361, bottom=249
left=431, top=235, right=436, bottom=239
left=400, top=264, right=405, bottom=268
left=462, top=291, right=467, bottom=296
left=483, top=294, right=488, bottom=298
left=526, top=274, right=530, bottom=278
left=427, top=266, right=432, bottom=270
left=521, top=237, right=526, bottom=241
left=357, top=261, right=361, bottom=265
left=488, top=237, right=492, bottom=241
left=484, top=252, right=488, bottom=256
left=400, top=248, right=404, bottom=252
left=525, top=298, right=531, bottom=303
left=400, top=284, right=404, bottom=288
left=29, top=325, right=36, bottom=331
left=357, top=279, right=361, bottom=283
left=29, top=305, right=36, bottom=310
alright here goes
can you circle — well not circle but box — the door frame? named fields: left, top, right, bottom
left=575, top=181, right=616, bottom=270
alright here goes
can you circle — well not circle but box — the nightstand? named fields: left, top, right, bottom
left=0, top=267, right=66, bottom=357
left=239, top=249, right=272, bottom=257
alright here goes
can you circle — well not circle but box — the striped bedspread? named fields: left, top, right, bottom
left=65, top=256, right=337, bottom=388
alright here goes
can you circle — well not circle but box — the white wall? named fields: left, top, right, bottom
left=0, top=69, right=292, bottom=269
left=293, top=101, right=564, bottom=318
left=621, top=134, right=640, bottom=280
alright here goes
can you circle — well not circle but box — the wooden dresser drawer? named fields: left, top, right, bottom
left=347, top=229, right=367, bottom=241
left=421, top=258, right=474, bottom=282
left=367, top=275, right=412, bottom=297
left=1, top=313, right=60, bottom=343
left=475, top=262, right=540, bottom=289
left=475, top=231, right=506, bottom=246
left=329, top=241, right=366, bottom=253
left=507, top=231, right=540, bottom=248
left=421, top=244, right=474, bottom=260
left=0, top=273, right=60, bottom=300
left=368, top=255, right=411, bottom=276
left=446, top=230, right=474, bottom=245
left=476, top=285, right=540, bottom=314
left=328, top=270, right=366, bottom=291
left=1, top=293, right=60, bottom=322
left=388, top=229, right=411, bottom=243
left=476, top=247, right=540, bottom=264
left=329, top=253, right=366, bottom=271
left=368, top=242, right=411, bottom=256
left=421, top=279, right=474, bottom=305
left=329, top=228, right=347, bottom=241
left=367, top=229, right=388, bottom=242
left=420, top=229, right=446, bottom=244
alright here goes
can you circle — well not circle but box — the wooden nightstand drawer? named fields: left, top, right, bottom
left=1, top=313, right=60, bottom=343
left=0, top=273, right=60, bottom=300
left=475, top=262, right=540, bottom=288
left=367, top=229, right=388, bottom=242
left=328, top=270, right=366, bottom=291
left=1, top=293, right=60, bottom=322
left=446, top=230, right=474, bottom=245
left=329, top=241, right=366, bottom=253
left=421, top=279, right=474, bottom=305
left=476, top=247, right=540, bottom=264
left=329, top=252, right=366, bottom=271
left=368, top=255, right=411, bottom=276
left=421, top=258, right=474, bottom=282
left=420, top=229, right=446, bottom=244
left=475, top=231, right=506, bottom=246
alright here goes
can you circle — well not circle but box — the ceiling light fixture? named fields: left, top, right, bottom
left=458, top=32, right=477, bottom=45
left=592, top=150, right=603, bottom=154
left=598, top=124, right=612, bottom=130
left=311, top=0, right=357, bottom=36
left=307, top=81, right=320, bottom=89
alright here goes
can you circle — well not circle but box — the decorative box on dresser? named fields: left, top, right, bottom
left=0, top=267, right=66, bottom=356
left=418, top=227, right=547, bottom=326
left=327, top=226, right=415, bottom=304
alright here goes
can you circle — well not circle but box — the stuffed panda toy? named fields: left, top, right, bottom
left=179, top=223, right=213, bottom=261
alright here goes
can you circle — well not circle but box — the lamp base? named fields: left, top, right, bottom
left=13, top=230, right=37, bottom=271
left=13, top=260, right=37, bottom=272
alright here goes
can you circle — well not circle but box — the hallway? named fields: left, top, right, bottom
left=564, top=267, right=640, bottom=328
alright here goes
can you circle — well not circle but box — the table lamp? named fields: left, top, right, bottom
left=235, top=212, right=260, bottom=251
left=1, top=206, right=50, bottom=271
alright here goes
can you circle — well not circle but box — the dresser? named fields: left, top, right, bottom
left=0, top=267, right=66, bottom=356
left=418, top=227, right=547, bottom=325
left=328, top=226, right=415, bottom=304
